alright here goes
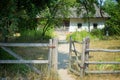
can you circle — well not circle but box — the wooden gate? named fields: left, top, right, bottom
left=69, top=36, right=120, bottom=77
left=0, top=38, right=58, bottom=74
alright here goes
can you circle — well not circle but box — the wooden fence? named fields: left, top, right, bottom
left=69, top=36, right=120, bottom=77
left=0, top=38, right=58, bottom=74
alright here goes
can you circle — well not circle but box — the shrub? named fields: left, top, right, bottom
left=66, top=30, right=93, bottom=41
left=90, top=29, right=104, bottom=40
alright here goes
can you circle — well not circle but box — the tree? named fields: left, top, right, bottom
left=103, top=0, right=120, bottom=36
left=0, top=0, right=55, bottom=42
left=39, top=0, right=73, bottom=38
left=76, top=0, right=98, bottom=32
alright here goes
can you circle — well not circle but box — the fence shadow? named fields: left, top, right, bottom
left=58, top=51, right=69, bottom=69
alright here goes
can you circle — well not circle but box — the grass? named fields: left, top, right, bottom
left=72, top=39, right=120, bottom=80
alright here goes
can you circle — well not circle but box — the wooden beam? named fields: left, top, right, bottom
left=0, top=60, right=49, bottom=64
left=0, top=43, right=49, bottom=47
left=73, top=41, right=83, bottom=44
left=85, top=61, right=120, bottom=64
left=87, top=49, right=120, bottom=52
left=85, top=70, right=120, bottom=74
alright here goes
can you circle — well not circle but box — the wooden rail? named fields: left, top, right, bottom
left=87, top=49, right=120, bottom=52
left=0, top=60, right=49, bottom=64
left=0, top=43, right=49, bottom=47
left=69, top=37, right=120, bottom=77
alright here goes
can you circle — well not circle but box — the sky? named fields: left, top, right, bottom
left=98, top=0, right=106, bottom=5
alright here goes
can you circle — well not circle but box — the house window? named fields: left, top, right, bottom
left=77, top=23, right=82, bottom=28
left=93, top=23, right=98, bottom=29
left=63, top=20, right=69, bottom=27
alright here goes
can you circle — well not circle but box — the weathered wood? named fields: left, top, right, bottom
left=69, top=36, right=72, bottom=70
left=0, top=60, right=49, bottom=64
left=72, top=42, right=80, bottom=63
left=73, top=41, right=83, bottom=44
left=87, top=49, right=120, bottom=52
left=85, top=37, right=90, bottom=75
left=1, top=47, right=23, bottom=60
left=85, top=70, right=120, bottom=74
left=69, top=37, right=120, bottom=77
left=0, top=43, right=49, bottom=47
left=48, top=39, right=52, bottom=70
left=58, top=40, right=68, bottom=44
left=52, top=38, right=58, bottom=71
left=1, top=46, right=41, bottom=74
left=85, top=61, right=120, bottom=64
left=80, top=38, right=86, bottom=77
left=72, top=49, right=81, bottom=54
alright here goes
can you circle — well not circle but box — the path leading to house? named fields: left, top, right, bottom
left=55, top=30, right=75, bottom=80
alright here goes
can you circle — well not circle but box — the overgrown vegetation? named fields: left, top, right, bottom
left=67, top=28, right=120, bottom=41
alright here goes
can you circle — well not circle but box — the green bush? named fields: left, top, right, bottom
left=90, top=29, right=104, bottom=40
left=66, top=30, right=94, bottom=41
left=106, top=26, right=120, bottom=36
left=66, top=29, right=106, bottom=41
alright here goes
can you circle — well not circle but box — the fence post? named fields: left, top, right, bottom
left=52, top=38, right=58, bottom=71
left=80, top=38, right=86, bottom=77
left=80, top=37, right=90, bottom=77
left=85, top=37, right=90, bottom=73
left=48, top=39, right=52, bottom=71
left=69, top=36, right=72, bottom=70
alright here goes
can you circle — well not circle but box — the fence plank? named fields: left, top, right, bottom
left=73, top=41, right=83, bottom=44
left=87, top=49, right=120, bottom=52
left=52, top=38, right=58, bottom=71
left=0, top=43, right=49, bottom=47
left=48, top=39, right=52, bottom=70
left=85, top=61, right=120, bottom=64
left=85, top=37, right=90, bottom=74
left=72, top=49, right=81, bottom=54
left=86, top=70, right=120, bottom=74
left=0, top=60, right=49, bottom=64
left=80, top=38, right=86, bottom=77
left=69, top=36, right=72, bottom=70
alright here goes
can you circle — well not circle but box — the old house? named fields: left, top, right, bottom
left=62, top=5, right=110, bottom=32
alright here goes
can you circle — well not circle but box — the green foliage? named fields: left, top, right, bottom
left=103, top=0, right=120, bottom=36
left=0, top=0, right=57, bottom=42
left=67, top=29, right=105, bottom=41
left=66, top=31, right=93, bottom=41
left=90, top=29, right=104, bottom=39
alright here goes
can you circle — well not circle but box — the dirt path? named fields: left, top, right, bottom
left=55, top=31, right=75, bottom=80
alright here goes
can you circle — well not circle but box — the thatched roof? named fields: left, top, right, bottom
left=69, top=4, right=110, bottom=18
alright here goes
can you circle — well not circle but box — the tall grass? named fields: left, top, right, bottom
left=14, top=28, right=54, bottom=42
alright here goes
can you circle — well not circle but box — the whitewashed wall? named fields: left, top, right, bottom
left=69, top=18, right=105, bottom=32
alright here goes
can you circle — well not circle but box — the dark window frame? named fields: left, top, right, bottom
left=77, top=23, right=82, bottom=28
left=93, top=23, right=98, bottom=29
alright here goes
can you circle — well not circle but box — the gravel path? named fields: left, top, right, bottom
left=55, top=31, right=75, bottom=80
